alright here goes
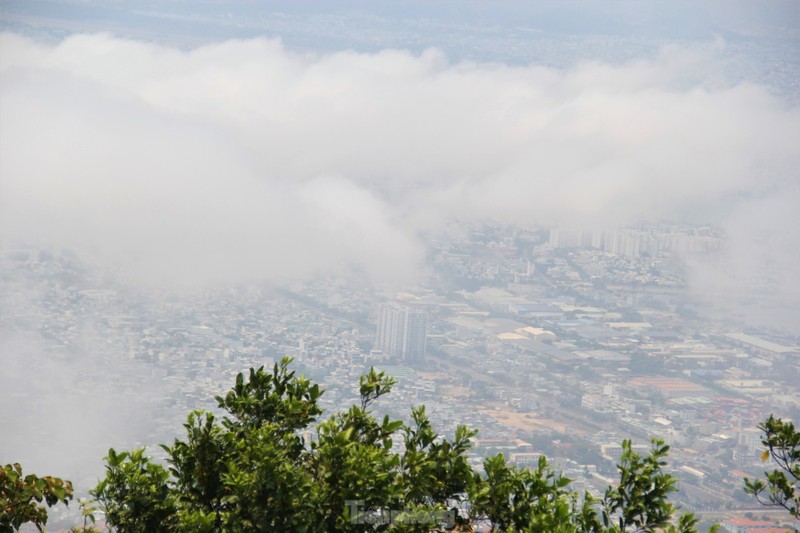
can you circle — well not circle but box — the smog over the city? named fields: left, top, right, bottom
left=1, top=1, right=799, bottom=529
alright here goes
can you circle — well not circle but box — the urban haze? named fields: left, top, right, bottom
left=0, top=0, right=799, bottom=529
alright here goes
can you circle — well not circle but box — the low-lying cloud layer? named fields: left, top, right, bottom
left=1, top=32, right=798, bottom=290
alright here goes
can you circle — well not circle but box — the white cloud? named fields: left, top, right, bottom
left=1, top=32, right=798, bottom=289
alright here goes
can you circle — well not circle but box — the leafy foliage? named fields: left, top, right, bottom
left=744, top=414, right=800, bottom=519
left=92, top=448, right=176, bottom=532
left=601, top=439, right=699, bottom=533
left=88, top=357, right=701, bottom=532
left=0, top=463, right=73, bottom=533
left=469, top=453, right=589, bottom=532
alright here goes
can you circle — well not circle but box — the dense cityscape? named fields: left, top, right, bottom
left=2, top=2, right=798, bottom=531
left=2, top=220, right=798, bottom=531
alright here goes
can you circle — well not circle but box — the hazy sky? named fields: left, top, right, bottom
left=1, top=19, right=798, bottom=290
left=0, top=1, right=798, bottom=291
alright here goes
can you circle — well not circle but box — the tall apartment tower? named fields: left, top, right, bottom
left=375, top=303, right=427, bottom=364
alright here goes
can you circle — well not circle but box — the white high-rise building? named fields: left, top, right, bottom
left=375, top=303, right=427, bottom=364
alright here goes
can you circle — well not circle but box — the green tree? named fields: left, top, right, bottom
left=0, top=463, right=73, bottom=533
left=469, top=453, right=589, bottom=532
left=601, top=439, right=700, bottom=533
left=88, top=358, right=701, bottom=532
left=307, top=371, right=401, bottom=531
left=92, top=448, right=176, bottom=532
left=93, top=358, right=323, bottom=532
left=744, top=415, right=800, bottom=519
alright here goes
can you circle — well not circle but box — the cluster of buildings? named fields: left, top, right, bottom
left=548, top=225, right=727, bottom=258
